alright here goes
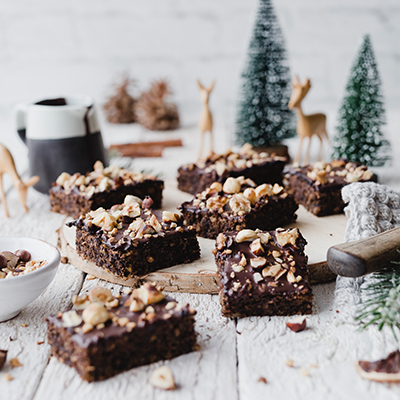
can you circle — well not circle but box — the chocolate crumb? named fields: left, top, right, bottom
left=258, top=377, right=267, bottom=384
left=60, top=256, right=69, bottom=264
left=20, top=324, right=27, bottom=328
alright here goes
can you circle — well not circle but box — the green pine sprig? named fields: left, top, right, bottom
left=355, top=254, right=400, bottom=338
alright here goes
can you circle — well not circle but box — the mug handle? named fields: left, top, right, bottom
left=15, top=103, right=28, bottom=143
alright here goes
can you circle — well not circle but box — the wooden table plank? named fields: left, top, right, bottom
left=33, top=278, right=238, bottom=400
left=0, top=190, right=86, bottom=400
left=236, top=282, right=400, bottom=400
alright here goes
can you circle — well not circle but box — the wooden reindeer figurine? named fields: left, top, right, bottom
left=0, top=144, right=40, bottom=217
left=288, top=76, right=328, bottom=165
left=196, top=79, right=215, bottom=160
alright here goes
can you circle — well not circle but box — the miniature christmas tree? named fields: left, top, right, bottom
left=235, top=0, right=294, bottom=148
left=332, top=35, right=390, bottom=166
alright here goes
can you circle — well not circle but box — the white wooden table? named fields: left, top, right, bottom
left=1, top=115, right=400, bottom=400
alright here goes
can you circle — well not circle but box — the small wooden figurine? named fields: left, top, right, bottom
left=197, top=79, right=215, bottom=160
left=288, top=75, right=328, bottom=165
left=0, top=144, right=40, bottom=217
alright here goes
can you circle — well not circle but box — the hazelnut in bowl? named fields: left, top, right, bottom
left=0, top=237, right=60, bottom=322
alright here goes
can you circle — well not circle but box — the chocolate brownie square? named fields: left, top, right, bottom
left=285, top=160, right=376, bottom=217
left=50, top=161, right=164, bottom=218
left=213, top=228, right=313, bottom=318
left=178, top=176, right=298, bottom=239
left=47, top=283, right=197, bottom=382
left=69, top=195, right=200, bottom=279
left=177, top=143, right=286, bottom=195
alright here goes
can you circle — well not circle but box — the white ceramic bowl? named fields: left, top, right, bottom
left=0, top=237, right=60, bottom=322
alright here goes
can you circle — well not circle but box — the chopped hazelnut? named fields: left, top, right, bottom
left=129, top=298, right=145, bottom=312
left=253, top=272, right=263, bottom=283
left=210, top=182, right=223, bottom=192
left=243, top=188, right=257, bottom=204
left=62, top=310, right=83, bottom=328
left=250, top=257, right=267, bottom=269
left=250, top=238, right=264, bottom=255
left=235, top=229, right=258, bottom=243
left=150, top=366, right=176, bottom=390
left=88, top=287, right=114, bottom=304
left=135, top=283, right=166, bottom=305
left=223, top=177, right=241, bottom=194
left=82, top=303, right=110, bottom=326
left=255, top=184, right=273, bottom=198
left=162, top=211, right=178, bottom=223
left=232, top=264, right=244, bottom=273
left=10, top=358, right=22, bottom=368
left=72, top=294, right=90, bottom=310
left=275, top=229, right=299, bottom=247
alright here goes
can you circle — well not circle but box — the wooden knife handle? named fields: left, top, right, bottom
left=327, top=226, right=400, bottom=277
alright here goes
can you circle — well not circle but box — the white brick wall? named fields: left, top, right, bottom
left=0, top=0, right=399, bottom=123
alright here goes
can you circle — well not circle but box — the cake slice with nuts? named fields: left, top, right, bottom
left=177, top=143, right=287, bottom=195
left=47, top=283, right=197, bottom=382
left=213, top=228, right=313, bottom=318
left=178, top=176, right=298, bottom=239
left=50, top=161, right=164, bottom=218
left=284, top=160, right=376, bottom=216
left=68, top=195, right=200, bottom=279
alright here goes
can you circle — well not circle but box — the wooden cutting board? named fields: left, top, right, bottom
left=57, top=180, right=346, bottom=294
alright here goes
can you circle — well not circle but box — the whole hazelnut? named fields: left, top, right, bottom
left=0, top=255, right=7, bottom=270
left=15, top=250, right=31, bottom=263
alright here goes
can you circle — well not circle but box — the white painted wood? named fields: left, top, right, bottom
left=0, top=189, right=86, bottom=400
left=236, top=282, right=400, bottom=400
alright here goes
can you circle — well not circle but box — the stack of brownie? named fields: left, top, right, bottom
left=47, top=283, right=197, bottom=382
left=177, top=143, right=287, bottom=195
left=50, top=161, right=164, bottom=218
left=178, top=176, right=298, bottom=239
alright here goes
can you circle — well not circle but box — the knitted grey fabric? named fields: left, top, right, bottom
left=334, top=182, right=400, bottom=322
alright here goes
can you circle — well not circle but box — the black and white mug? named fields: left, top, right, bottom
left=16, top=96, right=108, bottom=193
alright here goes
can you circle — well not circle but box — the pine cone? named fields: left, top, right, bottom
left=135, top=80, right=180, bottom=131
left=103, top=77, right=137, bottom=123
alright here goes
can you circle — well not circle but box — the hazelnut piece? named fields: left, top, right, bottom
left=223, top=177, right=241, bottom=194
left=62, top=310, right=83, bottom=328
left=136, top=283, right=165, bottom=305
left=82, top=303, right=110, bottom=326
left=210, top=182, right=223, bottom=192
left=235, top=229, right=258, bottom=243
left=150, top=366, right=176, bottom=390
left=0, top=251, right=19, bottom=269
left=286, top=316, right=306, bottom=332
left=88, top=287, right=114, bottom=304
